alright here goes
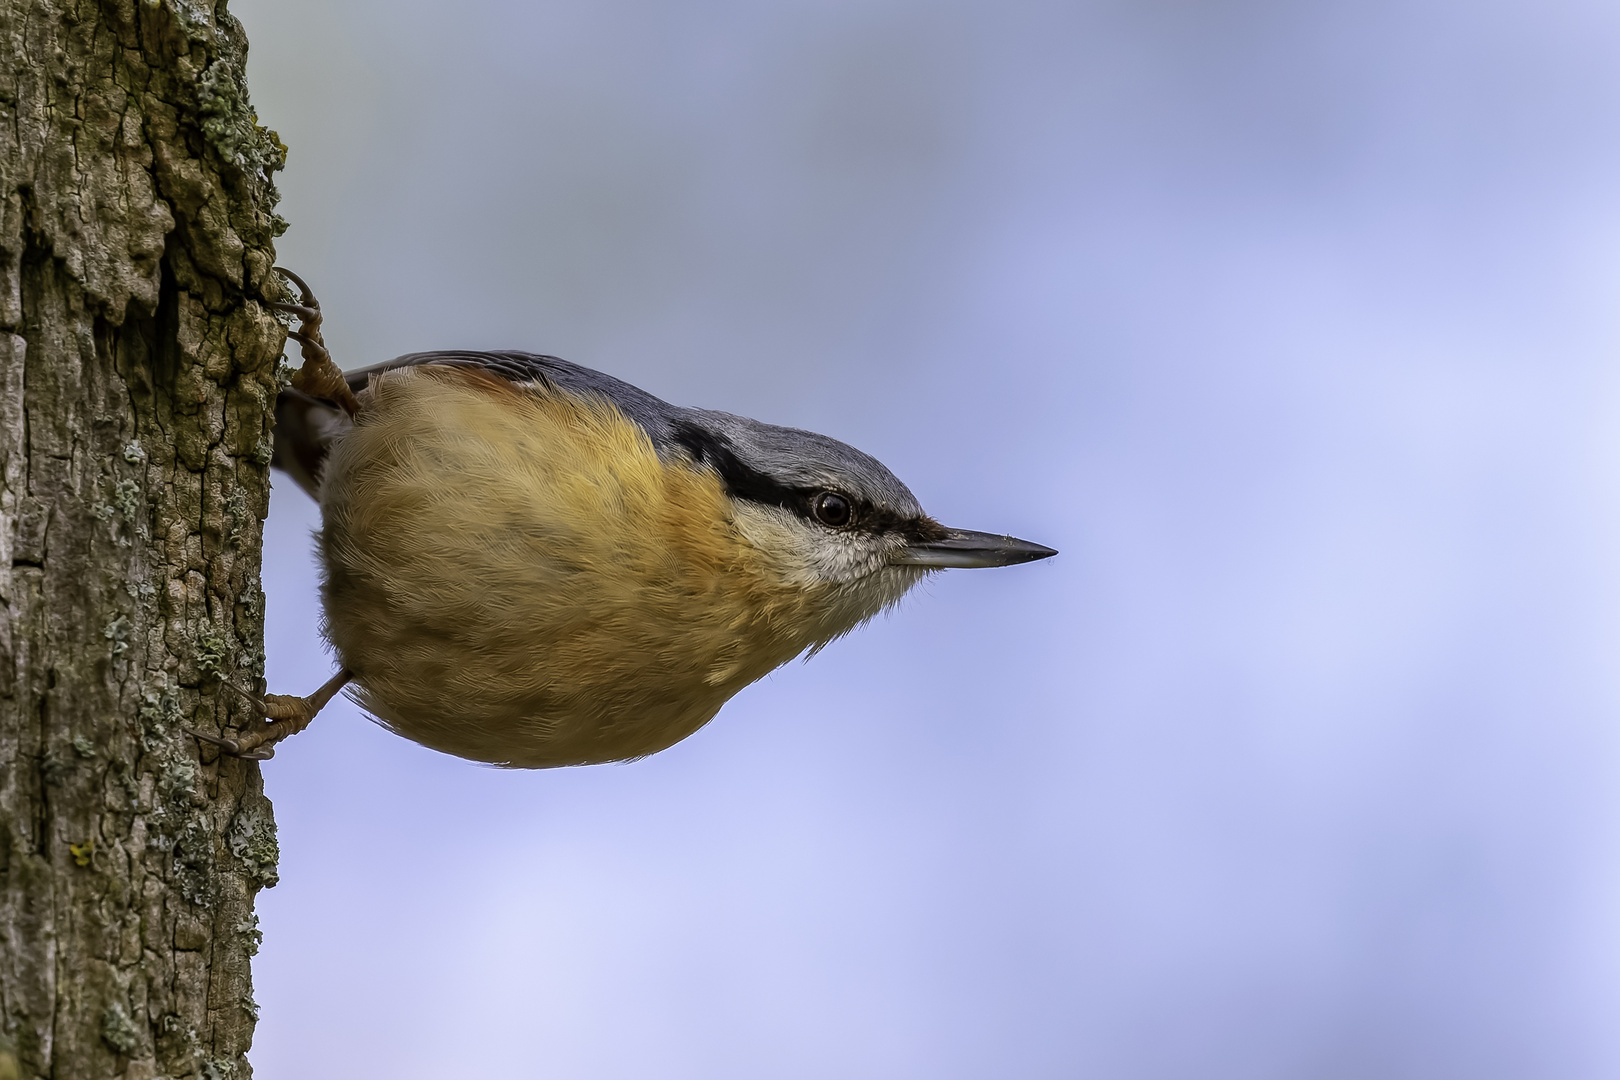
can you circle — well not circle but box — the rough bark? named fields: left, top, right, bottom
left=0, top=1, right=286, bottom=1077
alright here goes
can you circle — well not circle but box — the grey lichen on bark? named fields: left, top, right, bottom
left=0, top=0, right=289, bottom=1077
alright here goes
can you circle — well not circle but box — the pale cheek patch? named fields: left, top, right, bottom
left=730, top=503, right=898, bottom=586
left=729, top=502, right=927, bottom=646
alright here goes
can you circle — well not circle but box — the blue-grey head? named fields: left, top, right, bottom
left=667, top=404, right=1052, bottom=576
left=653, top=403, right=1056, bottom=642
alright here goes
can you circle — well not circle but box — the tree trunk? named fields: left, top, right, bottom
left=0, top=1, right=286, bottom=1077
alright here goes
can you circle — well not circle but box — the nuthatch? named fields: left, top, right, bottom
left=197, top=271, right=1055, bottom=768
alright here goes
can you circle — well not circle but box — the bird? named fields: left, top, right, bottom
left=195, top=270, right=1055, bottom=768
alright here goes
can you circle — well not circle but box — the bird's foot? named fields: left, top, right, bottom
left=269, top=267, right=361, bottom=417
left=186, top=669, right=353, bottom=760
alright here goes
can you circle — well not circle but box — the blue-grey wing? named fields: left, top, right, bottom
left=275, top=350, right=688, bottom=500
left=343, top=351, right=684, bottom=444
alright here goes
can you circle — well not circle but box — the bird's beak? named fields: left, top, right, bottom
left=891, top=528, right=1058, bottom=569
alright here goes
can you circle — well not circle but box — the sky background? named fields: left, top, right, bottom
left=232, top=0, right=1620, bottom=1076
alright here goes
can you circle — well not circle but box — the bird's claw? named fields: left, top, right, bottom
left=185, top=671, right=351, bottom=760
left=267, top=301, right=320, bottom=324
left=181, top=725, right=275, bottom=760
left=271, top=266, right=360, bottom=416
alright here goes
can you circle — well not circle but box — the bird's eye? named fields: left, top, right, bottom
left=812, top=491, right=853, bottom=527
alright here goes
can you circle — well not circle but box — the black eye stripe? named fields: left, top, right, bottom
left=671, top=421, right=806, bottom=510
left=670, top=420, right=944, bottom=542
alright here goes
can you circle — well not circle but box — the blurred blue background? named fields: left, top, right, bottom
left=232, top=0, right=1620, bottom=1076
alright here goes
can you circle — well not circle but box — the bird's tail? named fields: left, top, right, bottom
left=272, top=388, right=352, bottom=500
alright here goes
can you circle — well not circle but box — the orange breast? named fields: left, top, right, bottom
left=314, top=365, right=823, bottom=767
